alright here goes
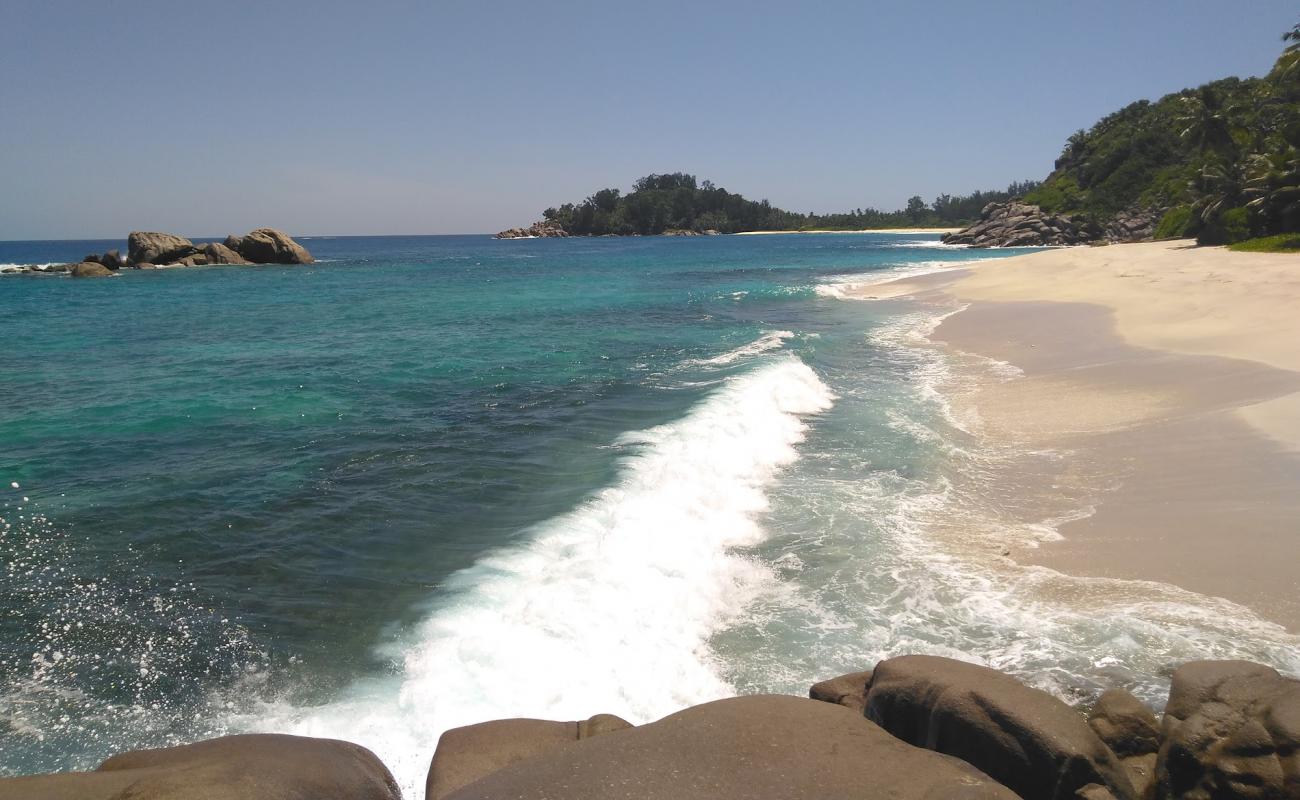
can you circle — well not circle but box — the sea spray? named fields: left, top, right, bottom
left=235, top=354, right=834, bottom=794
left=0, top=489, right=265, bottom=772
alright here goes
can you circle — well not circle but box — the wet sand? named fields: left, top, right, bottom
left=856, top=242, right=1300, bottom=630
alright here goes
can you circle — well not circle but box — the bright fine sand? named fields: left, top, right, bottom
left=862, top=241, right=1300, bottom=630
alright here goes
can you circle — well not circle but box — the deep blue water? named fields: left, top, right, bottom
left=3, top=234, right=1297, bottom=793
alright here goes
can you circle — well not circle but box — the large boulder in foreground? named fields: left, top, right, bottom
left=127, top=232, right=194, bottom=266
left=809, top=670, right=873, bottom=714
left=1088, top=688, right=1161, bottom=796
left=444, top=695, right=1017, bottom=799
left=0, top=733, right=399, bottom=800
left=428, top=713, right=632, bottom=799
left=236, top=227, right=314, bottom=263
left=864, top=655, right=1136, bottom=800
left=1155, top=660, right=1300, bottom=800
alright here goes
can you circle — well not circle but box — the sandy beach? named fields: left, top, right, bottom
left=854, top=241, right=1300, bottom=630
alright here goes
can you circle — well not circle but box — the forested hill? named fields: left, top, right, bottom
left=1017, top=21, right=1300, bottom=245
left=503, top=173, right=1039, bottom=237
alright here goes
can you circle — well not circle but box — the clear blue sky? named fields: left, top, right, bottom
left=1, top=1, right=1295, bottom=238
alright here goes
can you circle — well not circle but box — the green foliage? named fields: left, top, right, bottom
left=537, top=174, right=1040, bottom=235
left=1196, top=206, right=1252, bottom=245
left=1227, top=233, right=1300, bottom=251
left=1243, top=145, right=1300, bottom=231
left=1022, top=175, right=1084, bottom=213
left=1154, top=206, right=1194, bottom=239
left=536, top=19, right=1300, bottom=241
left=1026, top=22, right=1300, bottom=239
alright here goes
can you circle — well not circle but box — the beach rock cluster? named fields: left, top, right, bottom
left=1104, top=205, right=1166, bottom=243
left=4, top=656, right=1294, bottom=799
left=1, top=228, right=313, bottom=277
left=494, top=221, right=570, bottom=239
left=941, top=201, right=1167, bottom=247
left=941, top=201, right=1101, bottom=247
left=814, top=656, right=1299, bottom=800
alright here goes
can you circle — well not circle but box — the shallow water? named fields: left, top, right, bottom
left=1, top=233, right=1295, bottom=794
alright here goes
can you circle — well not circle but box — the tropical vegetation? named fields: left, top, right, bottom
left=537, top=174, right=1039, bottom=236
left=1022, top=21, right=1300, bottom=245
left=532, top=23, right=1300, bottom=246
left=1227, top=233, right=1300, bottom=252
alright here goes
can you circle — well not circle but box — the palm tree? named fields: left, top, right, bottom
left=1284, top=22, right=1300, bottom=50
left=1272, top=21, right=1300, bottom=82
left=1177, top=88, right=1236, bottom=157
left=1244, top=147, right=1300, bottom=231
left=1191, top=160, right=1244, bottom=224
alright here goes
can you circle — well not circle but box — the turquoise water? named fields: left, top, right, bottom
left=3, top=234, right=1297, bottom=793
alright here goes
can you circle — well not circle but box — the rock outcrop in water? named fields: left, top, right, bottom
left=494, top=222, right=725, bottom=239
left=201, top=242, right=249, bottom=265
left=494, top=221, right=571, bottom=239
left=2, top=228, right=312, bottom=277
left=234, top=227, right=315, bottom=264
left=3, top=657, right=1295, bottom=799
left=127, top=232, right=196, bottom=265
left=68, top=262, right=114, bottom=278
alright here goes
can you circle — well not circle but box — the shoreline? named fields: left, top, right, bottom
left=852, top=241, right=1300, bottom=631
left=733, top=227, right=961, bottom=235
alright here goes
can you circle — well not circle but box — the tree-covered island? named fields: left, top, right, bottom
left=496, top=173, right=1039, bottom=238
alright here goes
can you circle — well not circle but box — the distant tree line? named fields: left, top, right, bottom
left=538, top=173, right=1041, bottom=236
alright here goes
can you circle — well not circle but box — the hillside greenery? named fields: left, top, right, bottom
left=538, top=173, right=1039, bottom=236
left=1023, top=22, right=1300, bottom=245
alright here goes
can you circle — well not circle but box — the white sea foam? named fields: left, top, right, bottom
left=815, top=260, right=967, bottom=299
left=704, top=303, right=1300, bottom=717
left=0, top=263, right=59, bottom=275
left=230, top=354, right=834, bottom=795
left=691, top=330, right=795, bottom=366
left=838, top=309, right=1299, bottom=694
left=886, top=240, right=971, bottom=249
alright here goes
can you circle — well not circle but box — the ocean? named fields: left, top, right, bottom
left=2, top=233, right=1296, bottom=794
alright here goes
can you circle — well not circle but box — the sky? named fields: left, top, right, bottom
left=1, top=1, right=1296, bottom=239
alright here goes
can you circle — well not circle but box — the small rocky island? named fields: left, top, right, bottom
left=2, top=228, right=314, bottom=277
left=2, top=655, right=1294, bottom=799
left=494, top=221, right=571, bottom=239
